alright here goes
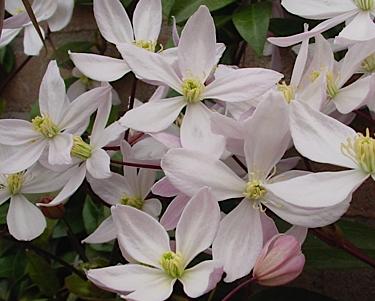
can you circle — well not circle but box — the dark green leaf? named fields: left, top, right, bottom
left=0, top=250, right=26, bottom=280
left=233, top=2, right=272, bottom=56
left=65, top=274, right=114, bottom=300
left=0, top=46, right=15, bottom=73
left=162, top=0, right=175, bottom=17
left=0, top=202, right=8, bottom=224
left=83, top=196, right=108, bottom=234
left=251, top=287, right=338, bottom=301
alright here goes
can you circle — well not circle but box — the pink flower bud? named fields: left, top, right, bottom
left=253, top=234, right=305, bottom=286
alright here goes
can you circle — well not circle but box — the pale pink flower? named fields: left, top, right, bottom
left=87, top=187, right=223, bottom=301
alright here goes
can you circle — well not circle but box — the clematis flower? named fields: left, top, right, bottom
left=119, top=5, right=283, bottom=158
left=0, top=60, right=108, bottom=174
left=83, top=141, right=161, bottom=244
left=0, top=162, right=70, bottom=240
left=38, top=93, right=125, bottom=208
left=69, top=0, right=161, bottom=82
left=1, top=0, right=74, bottom=56
left=87, top=187, right=223, bottom=301
left=268, top=0, right=375, bottom=47
left=266, top=101, right=375, bottom=209
left=162, top=95, right=351, bottom=282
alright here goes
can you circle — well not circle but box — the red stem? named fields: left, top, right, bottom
left=110, top=160, right=162, bottom=170
left=222, top=277, right=254, bottom=301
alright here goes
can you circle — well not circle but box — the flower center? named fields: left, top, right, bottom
left=160, top=251, right=184, bottom=278
left=120, top=195, right=144, bottom=209
left=243, top=179, right=268, bottom=211
left=7, top=173, right=24, bottom=195
left=71, top=136, right=92, bottom=160
left=310, top=70, right=321, bottom=82
left=341, top=128, right=375, bottom=174
left=362, top=53, right=375, bottom=73
left=354, top=0, right=374, bottom=10
left=79, top=75, right=93, bottom=87
left=32, top=115, right=60, bottom=138
left=15, top=7, right=25, bottom=14
left=182, top=78, right=204, bottom=104
left=134, top=40, right=157, bottom=52
left=326, top=72, right=339, bottom=99
left=277, top=82, right=295, bottom=104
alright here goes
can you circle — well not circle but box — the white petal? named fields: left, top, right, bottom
left=336, top=12, right=375, bottom=43
left=70, top=52, right=130, bottom=82
left=83, top=216, right=117, bottom=244
left=266, top=169, right=368, bottom=208
left=90, top=96, right=112, bottom=146
left=204, top=67, right=283, bottom=102
left=133, top=0, right=162, bottom=42
left=290, top=101, right=357, bottom=168
left=152, top=177, right=180, bottom=197
left=23, top=25, right=44, bottom=56
left=86, top=149, right=111, bottom=179
left=212, top=199, right=263, bottom=282
left=111, top=205, right=170, bottom=268
left=161, top=148, right=245, bottom=199
left=160, top=194, right=190, bottom=231
left=48, top=133, right=73, bottom=165
left=97, top=122, right=126, bottom=149
left=180, top=260, right=223, bottom=298
left=0, top=190, right=10, bottom=206
left=176, top=188, right=220, bottom=266
left=7, top=195, right=46, bottom=241
left=5, top=0, right=24, bottom=15
left=137, top=169, right=156, bottom=200
left=178, top=5, right=216, bottom=81
left=48, top=0, right=74, bottom=31
left=119, top=96, right=186, bottom=133
left=142, top=198, right=162, bottom=218
left=66, top=80, right=87, bottom=101
left=0, top=119, right=39, bottom=145
left=181, top=103, right=226, bottom=159
left=260, top=212, right=279, bottom=244
left=0, top=28, right=22, bottom=48
left=93, top=0, right=133, bottom=44
left=285, top=226, right=308, bottom=245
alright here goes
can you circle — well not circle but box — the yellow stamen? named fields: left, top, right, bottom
left=120, top=196, right=143, bottom=209
left=310, top=70, right=321, bottom=82
left=32, top=115, right=60, bottom=138
left=182, top=78, right=205, bottom=104
left=361, top=53, right=375, bottom=73
left=160, top=251, right=184, bottom=278
left=7, top=173, right=24, bottom=195
left=354, top=0, right=374, bottom=10
left=71, top=136, right=92, bottom=160
left=134, top=40, right=157, bottom=52
left=277, top=82, right=295, bottom=104
left=326, top=72, right=339, bottom=99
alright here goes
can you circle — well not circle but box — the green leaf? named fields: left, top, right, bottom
left=0, top=202, right=9, bottom=224
left=171, top=0, right=236, bottom=23
left=0, top=46, right=15, bottom=73
left=26, top=251, right=60, bottom=297
left=251, top=287, right=338, bottom=301
left=83, top=196, right=108, bottom=234
left=65, top=274, right=114, bottom=300
left=233, top=2, right=272, bottom=56
left=0, top=250, right=27, bottom=280
left=162, top=0, right=175, bottom=17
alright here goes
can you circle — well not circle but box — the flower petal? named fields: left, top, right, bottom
left=152, top=177, right=180, bottom=197
left=160, top=194, right=189, bottom=231
left=161, top=148, right=245, bottom=199
left=83, top=216, right=117, bottom=244
left=0, top=28, right=22, bottom=48
left=70, top=52, right=131, bottom=82
left=290, top=101, right=357, bottom=168
left=336, top=12, right=375, bottom=43
left=23, top=25, right=44, bottom=56
left=176, top=188, right=220, bottom=266
left=119, top=96, right=186, bottom=133
left=93, top=0, right=133, bottom=44
left=48, top=133, right=73, bottom=165
left=0, top=119, right=39, bottom=145
left=133, top=0, right=162, bottom=42
left=111, top=205, right=170, bottom=268
left=7, top=195, right=46, bottom=241
left=212, top=199, right=263, bottom=282
left=86, top=149, right=111, bottom=179
left=47, top=0, right=74, bottom=32
left=137, top=169, right=156, bottom=199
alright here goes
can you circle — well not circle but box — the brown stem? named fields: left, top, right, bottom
left=233, top=155, right=248, bottom=172
left=0, top=55, right=32, bottom=94
left=124, top=76, right=138, bottom=141
left=62, top=216, right=88, bottom=262
left=103, top=146, right=120, bottom=151
left=222, top=277, right=254, bottom=301
left=111, top=159, right=162, bottom=170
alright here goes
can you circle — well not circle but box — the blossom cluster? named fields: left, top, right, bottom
left=0, top=0, right=374, bottom=300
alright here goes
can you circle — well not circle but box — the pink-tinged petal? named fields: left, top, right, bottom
left=87, top=263, right=170, bottom=294
left=59, top=85, right=111, bottom=131
left=290, top=24, right=310, bottom=87
left=48, top=133, right=73, bottom=165
left=172, top=16, right=180, bottom=46
left=336, top=12, right=375, bottom=44
left=268, top=11, right=357, bottom=47
left=32, top=0, right=57, bottom=21
left=260, top=212, right=278, bottom=244
left=133, top=0, right=161, bottom=42
left=98, top=122, right=125, bottom=149
left=137, top=169, right=156, bottom=199
left=180, top=260, right=223, bottom=298
left=281, top=0, right=355, bottom=19
left=23, top=25, right=44, bottom=56
left=178, top=5, right=216, bottom=81
left=131, top=136, right=168, bottom=162
left=204, top=67, right=283, bottom=102
left=285, top=226, right=308, bottom=245
left=334, top=76, right=372, bottom=114
left=69, top=52, right=131, bottom=82
left=161, top=148, right=245, bottom=199
left=160, top=194, right=190, bottom=231
left=266, top=169, right=368, bottom=208
left=0, top=140, right=47, bottom=174
left=120, top=141, right=138, bottom=190
left=142, top=198, right=162, bottom=218
left=0, top=119, right=39, bottom=145
left=181, top=103, right=226, bottom=159
left=38, top=60, right=67, bottom=123
left=7, top=195, right=46, bottom=241
left=150, top=127, right=182, bottom=149
left=93, top=0, right=133, bottom=44
left=244, top=94, right=290, bottom=177
left=290, top=101, right=357, bottom=168
left=152, top=177, right=180, bottom=197
left=119, top=96, right=186, bottom=133
left=47, top=0, right=74, bottom=32
left=0, top=28, right=22, bottom=48
left=275, top=157, right=300, bottom=174
left=86, top=149, right=111, bottom=179
left=210, top=111, right=244, bottom=140
left=176, top=188, right=220, bottom=266
left=66, top=80, right=86, bottom=101
left=116, top=43, right=182, bottom=92
left=83, top=216, right=116, bottom=244
left=213, top=199, right=263, bottom=282
left=88, top=172, right=131, bottom=205
left=3, top=13, right=30, bottom=29
left=111, top=205, right=170, bottom=268
left=5, top=0, right=24, bottom=15
left=38, top=165, right=86, bottom=207
left=90, top=95, right=112, bottom=146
